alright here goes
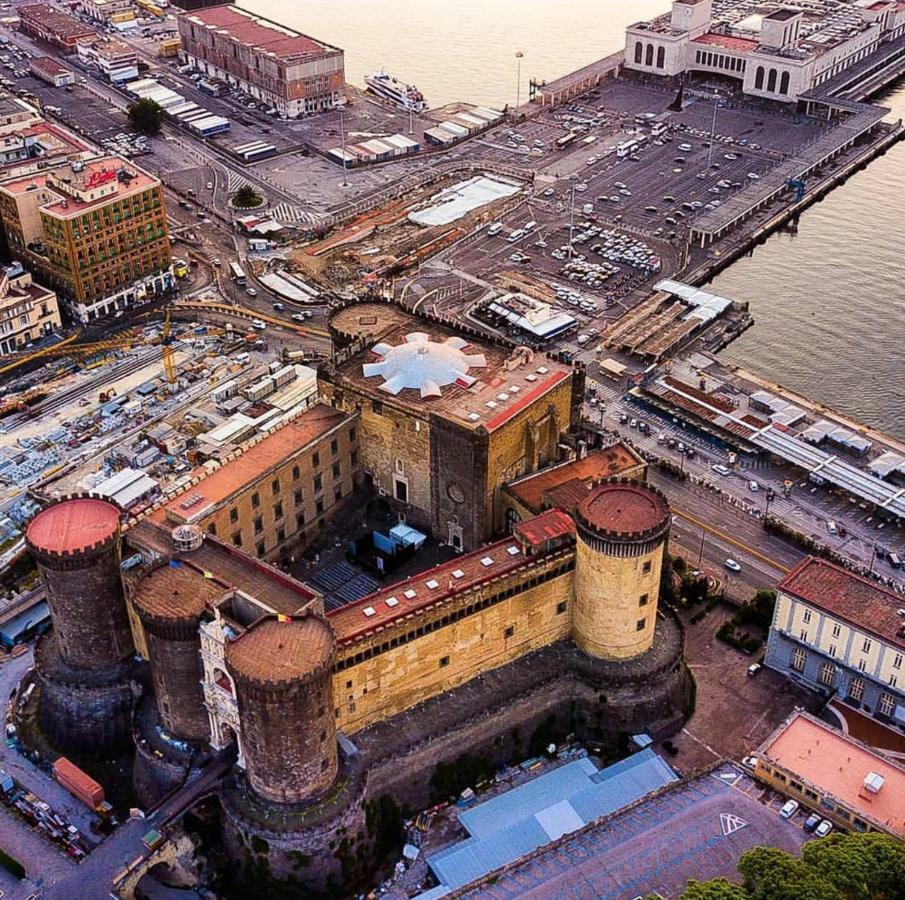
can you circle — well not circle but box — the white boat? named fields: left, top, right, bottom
left=364, top=71, right=427, bottom=112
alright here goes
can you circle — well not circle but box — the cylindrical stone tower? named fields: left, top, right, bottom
left=132, top=563, right=214, bottom=743
left=227, top=616, right=338, bottom=805
left=26, top=494, right=134, bottom=668
left=573, top=479, right=671, bottom=660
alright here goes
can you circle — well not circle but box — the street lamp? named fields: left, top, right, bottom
left=706, top=96, right=722, bottom=170
left=515, top=52, right=524, bottom=121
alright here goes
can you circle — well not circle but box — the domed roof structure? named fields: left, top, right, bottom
left=362, top=331, right=487, bottom=398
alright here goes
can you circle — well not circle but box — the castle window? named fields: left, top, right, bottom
left=314, top=474, right=323, bottom=493
left=504, top=626, right=514, bottom=639
left=294, top=489, right=303, bottom=506
left=292, top=465, right=300, bottom=480
left=639, top=594, right=649, bottom=607
left=251, top=492, right=260, bottom=509
left=207, top=523, right=217, bottom=536
left=636, top=618, right=646, bottom=632
left=346, top=679, right=352, bottom=689
left=232, top=532, right=242, bottom=547
left=642, top=560, right=652, bottom=574
left=229, top=507, right=238, bottom=523
left=439, top=656, right=450, bottom=668
left=556, top=601, right=567, bottom=615
left=312, top=452, right=320, bottom=468
left=332, top=461, right=341, bottom=479
left=331, top=438, right=338, bottom=455
left=271, top=478, right=280, bottom=495
left=254, top=517, right=263, bottom=534
left=274, top=502, right=283, bottom=520
left=395, top=480, right=408, bottom=503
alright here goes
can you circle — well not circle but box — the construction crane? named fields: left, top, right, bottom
left=786, top=177, right=806, bottom=203
left=161, top=307, right=177, bottom=389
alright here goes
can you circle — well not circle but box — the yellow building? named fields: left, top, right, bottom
left=0, top=265, right=61, bottom=355
left=0, top=156, right=172, bottom=323
left=320, top=304, right=583, bottom=551
left=147, top=403, right=360, bottom=566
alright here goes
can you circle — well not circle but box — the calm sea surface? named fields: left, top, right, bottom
left=250, top=0, right=905, bottom=439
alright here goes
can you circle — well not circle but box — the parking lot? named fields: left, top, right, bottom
left=462, top=763, right=809, bottom=900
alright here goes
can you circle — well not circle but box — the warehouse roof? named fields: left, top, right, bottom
left=779, top=557, right=905, bottom=650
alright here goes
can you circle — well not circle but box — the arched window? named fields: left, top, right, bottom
left=635, top=42, right=643, bottom=64
left=656, top=46, right=665, bottom=69
left=645, top=44, right=654, bottom=67
left=767, top=68, right=777, bottom=92
left=779, top=71, right=790, bottom=94
left=755, top=66, right=765, bottom=90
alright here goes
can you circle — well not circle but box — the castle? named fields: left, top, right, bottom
left=23, top=307, right=693, bottom=891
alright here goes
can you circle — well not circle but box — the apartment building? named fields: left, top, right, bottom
left=0, top=156, right=173, bottom=323
left=765, top=557, right=905, bottom=728
left=0, top=263, right=60, bottom=354
left=77, top=39, right=139, bottom=84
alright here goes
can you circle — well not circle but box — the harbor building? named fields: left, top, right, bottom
left=318, top=304, right=583, bottom=552
left=755, top=709, right=905, bottom=839
left=17, top=3, right=97, bottom=55
left=176, top=4, right=345, bottom=116
left=0, top=96, right=92, bottom=178
left=0, top=155, right=173, bottom=323
left=624, top=0, right=905, bottom=103
left=0, top=263, right=61, bottom=354
left=77, top=38, right=139, bottom=84
left=765, top=557, right=905, bottom=728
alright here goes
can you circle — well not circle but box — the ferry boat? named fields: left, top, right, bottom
left=364, top=71, right=427, bottom=112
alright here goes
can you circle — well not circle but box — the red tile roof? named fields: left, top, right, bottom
left=506, top=445, right=643, bottom=513
left=779, top=557, right=905, bottom=650
left=693, top=32, right=759, bottom=52
left=578, top=481, right=669, bottom=536
left=152, top=404, right=348, bottom=525
left=329, top=530, right=554, bottom=645
left=513, top=508, right=575, bottom=549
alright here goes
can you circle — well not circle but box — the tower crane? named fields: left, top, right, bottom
left=161, top=307, right=177, bottom=389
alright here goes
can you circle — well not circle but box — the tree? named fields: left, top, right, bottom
left=127, top=98, right=164, bottom=135
left=681, top=879, right=749, bottom=900
left=801, top=832, right=905, bottom=900
left=233, top=185, right=263, bottom=208
left=737, top=846, right=843, bottom=900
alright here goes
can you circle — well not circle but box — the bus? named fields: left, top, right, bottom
left=555, top=131, right=580, bottom=151
left=616, top=140, right=639, bottom=158
left=229, top=262, right=246, bottom=284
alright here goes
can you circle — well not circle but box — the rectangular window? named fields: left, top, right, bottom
left=315, top=499, right=324, bottom=515
left=271, top=478, right=280, bottom=495
left=292, top=465, right=300, bottom=480
left=858, top=658, right=866, bottom=672
left=294, top=489, right=303, bottom=506
left=636, top=618, right=646, bottom=632
left=314, top=474, right=323, bottom=493
left=274, top=502, right=283, bottom=520
left=504, top=626, right=514, bottom=639
left=863, top=638, right=872, bottom=653
left=790, top=647, right=806, bottom=672
left=818, top=662, right=836, bottom=686
left=829, top=644, right=837, bottom=658
left=277, top=527, right=285, bottom=543
left=831, top=622, right=841, bottom=638
left=256, top=541, right=265, bottom=556
left=803, top=609, right=812, bottom=624
left=229, top=508, right=238, bottom=523
left=395, top=479, right=408, bottom=503
left=878, top=693, right=895, bottom=717
left=800, top=629, right=809, bottom=642
left=331, top=438, right=338, bottom=455
left=232, top=532, right=242, bottom=547
left=312, top=451, right=320, bottom=468
left=332, top=461, right=341, bottom=479
left=556, top=601, right=567, bottom=615
left=350, top=427, right=357, bottom=442
left=893, top=653, right=903, bottom=670
left=847, top=677, right=865, bottom=702
left=251, top=492, right=260, bottom=509
left=253, top=517, right=263, bottom=534
left=639, top=593, right=649, bottom=607
left=351, top=449, right=359, bottom=467
left=439, top=656, right=450, bottom=668
left=642, top=560, right=652, bottom=574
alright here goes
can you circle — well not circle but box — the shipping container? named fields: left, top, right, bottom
left=53, top=757, right=104, bottom=810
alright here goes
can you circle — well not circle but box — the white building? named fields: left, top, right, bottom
left=77, top=38, right=139, bottom=84
left=624, top=0, right=905, bottom=103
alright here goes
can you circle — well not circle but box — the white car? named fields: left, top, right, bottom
left=245, top=286, right=257, bottom=297
left=712, top=464, right=731, bottom=476
left=724, top=558, right=742, bottom=573
left=815, top=819, right=834, bottom=837
left=779, top=799, right=799, bottom=819
left=292, top=313, right=306, bottom=322
left=749, top=480, right=759, bottom=492
left=206, top=181, right=213, bottom=190
left=251, top=319, right=266, bottom=330
left=741, top=755, right=758, bottom=770
left=747, top=172, right=760, bottom=180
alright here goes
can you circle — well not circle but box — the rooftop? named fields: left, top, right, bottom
left=132, top=561, right=222, bottom=623
left=29, top=57, right=72, bottom=76
left=577, top=481, right=670, bottom=538
left=505, top=445, right=643, bottom=514
left=154, top=404, right=349, bottom=525
left=127, top=520, right=317, bottom=616
left=328, top=520, right=565, bottom=645
left=513, top=508, right=576, bottom=550
left=759, top=710, right=905, bottom=838
left=180, top=4, right=340, bottom=62
left=327, top=305, right=573, bottom=432
left=18, top=3, right=96, bottom=39
left=0, top=156, right=158, bottom=217
left=227, top=616, right=334, bottom=684
left=26, top=496, right=120, bottom=555
left=779, top=557, right=905, bottom=650
left=692, top=32, right=759, bottom=52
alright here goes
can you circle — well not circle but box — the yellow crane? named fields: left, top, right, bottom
left=161, top=307, right=176, bottom=388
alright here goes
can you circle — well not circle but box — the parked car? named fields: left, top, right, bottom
left=804, top=813, right=822, bottom=833
left=742, top=755, right=759, bottom=771
left=815, top=819, right=834, bottom=837
left=779, top=799, right=800, bottom=819
left=747, top=663, right=762, bottom=677
left=712, top=464, right=731, bottom=476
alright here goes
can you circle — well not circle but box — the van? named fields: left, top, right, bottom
left=235, top=352, right=250, bottom=364
left=487, top=222, right=503, bottom=236
left=523, top=220, right=537, bottom=231
left=826, top=520, right=838, bottom=536
left=889, top=552, right=902, bottom=569
left=507, top=229, right=525, bottom=243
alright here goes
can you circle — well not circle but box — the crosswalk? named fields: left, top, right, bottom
left=271, top=202, right=324, bottom=227
left=226, top=171, right=252, bottom=193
